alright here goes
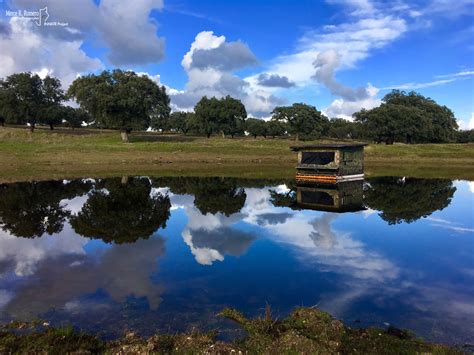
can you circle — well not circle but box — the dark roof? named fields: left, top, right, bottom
left=290, top=143, right=367, bottom=151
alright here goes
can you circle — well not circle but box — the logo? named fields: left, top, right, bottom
left=5, top=6, right=68, bottom=28
left=35, top=7, right=49, bottom=26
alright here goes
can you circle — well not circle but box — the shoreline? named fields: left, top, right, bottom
left=0, top=307, right=463, bottom=354
left=1, top=126, right=473, bottom=183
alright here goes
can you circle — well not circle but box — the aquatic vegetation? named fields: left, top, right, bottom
left=0, top=307, right=460, bottom=354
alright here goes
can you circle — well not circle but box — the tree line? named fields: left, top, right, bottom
left=0, top=70, right=472, bottom=143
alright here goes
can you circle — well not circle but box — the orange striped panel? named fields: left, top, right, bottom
left=295, top=174, right=337, bottom=183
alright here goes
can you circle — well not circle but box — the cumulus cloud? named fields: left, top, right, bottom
left=323, top=83, right=380, bottom=119
left=1, top=0, right=166, bottom=86
left=169, top=31, right=285, bottom=116
left=257, top=73, right=295, bottom=88
left=313, top=49, right=371, bottom=101
left=0, top=17, right=102, bottom=87
left=11, top=0, right=165, bottom=65
left=456, top=113, right=474, bottom=130
left=190, top=41, right=257, bottom=71
left=0, top=21, right=11, bottom=37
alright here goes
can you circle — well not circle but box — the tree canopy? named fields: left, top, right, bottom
left=271, top=103, right=328, bottom=140
left=194, top=95, right=247, bottom=138
left=246, top=118, right=267, bottom=138
left=0, top=72, right=65, bottom=131
left=68, top=70, right=170, bottom=142
left=168, top=111, right=195, bottom=135
left=354, top=90, right=458, bottom=144
left=0, top=69, right=468, bottom=145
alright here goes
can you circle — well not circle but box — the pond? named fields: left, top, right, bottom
left=0, top=176, right=472, bottom=345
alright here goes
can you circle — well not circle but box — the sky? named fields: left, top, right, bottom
left=0, top=0, right=473, bottom=128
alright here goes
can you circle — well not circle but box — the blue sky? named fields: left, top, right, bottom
left=1, top=0, right=473, bottom=127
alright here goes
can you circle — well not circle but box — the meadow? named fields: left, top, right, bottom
left=1, top=126, right=473, bottom=182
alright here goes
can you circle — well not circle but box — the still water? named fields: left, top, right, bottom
left=0, top=177, right=472, bottom=344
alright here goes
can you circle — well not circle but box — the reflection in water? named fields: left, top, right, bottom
left=364, top=177, right=456, bottom=224
left=0, top=180, right=92, bottom=238
left=270, top=180, right=366, bottom=213
left=70, top=177, right=171, bottom=244
left=5, top=237, right=165, bottom=319
left=296, top=181, right=365, bottom=212
left=153, top=177, right=247, bottom=216
left=0, top=177, right=472, bottom=344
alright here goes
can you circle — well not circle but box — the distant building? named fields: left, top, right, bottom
left=291, top=143, right=366, bottom=183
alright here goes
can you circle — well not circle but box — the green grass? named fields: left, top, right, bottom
left=0, top=307, right=461, bottom=354
left=1, top=126, right=473, bottom=182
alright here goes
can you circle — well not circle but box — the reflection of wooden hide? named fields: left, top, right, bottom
left=291, top=144, right=366, bottom=182
left=296, top=180, right=365, bottom=212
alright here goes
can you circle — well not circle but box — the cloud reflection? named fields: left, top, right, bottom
left=3, top=236, right=165, bottom=319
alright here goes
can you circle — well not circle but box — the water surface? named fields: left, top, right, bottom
left=0, top=176, right=472, bottom=345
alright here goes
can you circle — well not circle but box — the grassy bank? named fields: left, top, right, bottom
left=0, top=307, right=461, bottom=354
left=1, top=126, right=473, bottom=182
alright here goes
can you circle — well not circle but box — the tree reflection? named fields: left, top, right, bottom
left=0, top=180, right=92, bottom=238
left=364, top=177, right=456, bottom=224
left=70, top=177, right=171, bottom=244
left=269, top=187, right=298, bottom=209
left=153, top=177, right=247, bottom=216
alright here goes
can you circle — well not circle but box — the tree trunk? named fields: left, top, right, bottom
left=50, top=124, right=54, bottom=130
left=121, top=176, right=129, bottom=185
left=207, top=132, right=211, bottom=138
left=121, top=130, right=129, bottom=143
left=29, top=122, right=35, bottom=133
left=221, top=131, right=225, bottom=138
left=0, top=120, right=4, bottom=127
left=295, top=133, right=299, bottom=142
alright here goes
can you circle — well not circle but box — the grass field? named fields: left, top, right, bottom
left=1, top=126, right=473, bottom=182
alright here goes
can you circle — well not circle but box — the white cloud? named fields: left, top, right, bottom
left=436, top=70, right=474, bottom=79
left=457, top=112, right=474, bottom=130
left=382, top=69, right=474, bottom=91
left=169, top=31, right=285, bottom=116
left=382, top=78, right=457, bottom=90
left=424, top=0, right=474, bottom=18
left=1, top=0, right=166, bottom=86
left=97, top=0, right=165, bottom=66
left=264, top=15, right=407, bottom=87
left=0, top=17, right=102, bottom=87
left=323, top=83, right=381, bottom=119
left=313, top=49, right=373, bottom=101
left=468, top=181, right=474, bottom=193
left=240, top=3, right=408, bottom=118
left=326, top=0, right=376, bottom=16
